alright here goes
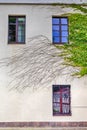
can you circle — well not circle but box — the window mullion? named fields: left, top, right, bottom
left=69, top=87, right=71, bottom=113
left=59, top=18, right=61, bottom=43
left=16, top=18, right=18, bottom=43
left=60, top=88, right=62, bottom=114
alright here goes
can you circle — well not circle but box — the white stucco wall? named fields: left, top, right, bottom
left=0, top=0, right=87, bottom=4
left=0, top=4, right=87, bottom=122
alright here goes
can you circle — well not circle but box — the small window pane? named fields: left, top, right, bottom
left=8, top=35, right=16, bottom=42
left=53, top=31, right=60, bottom=36
left=18, top=18, right=25, bottom=23
left=61, top=25, right=68, bottom=30
left=9, top=17, right=16, bottom=24
left=61, top=18, right=68, bottom=24
left=62, top=92, right=69, bottom=103
left=18, top=36, right=25, bottom=42
left=18, top=25, right=25, bottom=33
left=62, top=104, right=70, bottom=114
left=53, top=103, right=60, bottom=113
left=53, top=37, right=60, bottom=43
left=62, top=37, right=68, bottom=43
left=62, top=31, right=68, bottom=36
left=9, top=25, right=16, bottom=32
left=52, top=25, right=59, bottom=31
left=18, top=24, right=25, bottom=42
left=8, top=25, right=16, bottom=42
left=52, top=18, right=59, bottom=24
left=53, top=93, right=60, bottom=102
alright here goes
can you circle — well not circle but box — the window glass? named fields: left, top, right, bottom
left=18, top=18, right=25, bottom=23
left=62, top=37, right=68, bottom=43
left=53, top=31, right=60, bottom=36
left=18, top=24, right=25, bottom=42
left=9, top=17, right=16, bottom=24
left=53, top=103, right=60, bottom=113
left=62, top=31, right=68, bottom=36
left=52, top=25, right=59, bottom=31
left=53, top=37, right=60, bottom=43
left=61, top=18, right=68, bottom=24
left=52, top=18, right=59, bottom=24
left=61, top=25, right=68, bottom=30
left=8, top=25, right=16, bottom=42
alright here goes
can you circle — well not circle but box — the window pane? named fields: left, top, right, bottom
left=62, top=31, right=68, bottom=36
left=61, top=25, right=68, bottom=30
left=53, top=93, right=60, bottom=102
left=18, top=36, right=25, bottom=42
left=52, top=18, right=59, bottom=24
left=53, top=103, right=60, bottom=113
left=8, top=25, right=16, bottom=42
left=18, top=17, right=25, bottom=24
left=62, top=92, right=69, bottom=103
left=18, top=24, right=25, bottom=42
left=61, top=18, right=68, bottom=24
left=18, top=24, right=25, bottom=32
left=53, top=37, right=60, bottom=43
left=62, top=104, right=70, bottom=114
left=9, top=17, right=16, bottom=24
left=62, top=37, right=68, bottom=43
left=53, top=31, right=60, bottom=36
left=52, top=25, right=59, bottom=31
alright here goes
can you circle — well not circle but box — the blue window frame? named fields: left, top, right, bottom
left=52, top=17, right=68, bottom=44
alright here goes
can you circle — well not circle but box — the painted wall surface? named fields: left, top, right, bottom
left=0, top=4, right=87, bottom=122
left=0, top=0, right=86, bottom=4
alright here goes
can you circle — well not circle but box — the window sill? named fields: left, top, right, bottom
left=53, top=113, right=71, bottom=116
left=8, top=42, right=26, bottom=44
left=53, top=42, right=68, bottom=44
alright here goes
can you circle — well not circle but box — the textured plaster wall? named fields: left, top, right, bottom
left=0, top=4, right=87, bottom=121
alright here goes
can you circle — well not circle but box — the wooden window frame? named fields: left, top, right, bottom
left=8, top=16, right=26, bottom=44
left=53, top=85, right=71, bottom=116
left=52, top=17, right=69, bottom=44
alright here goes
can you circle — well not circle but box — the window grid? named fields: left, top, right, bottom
left=52, top=17, right=68, bottom=44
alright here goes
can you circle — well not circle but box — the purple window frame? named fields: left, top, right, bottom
left=53, top=85, right=71, bottom=116
left=8, top=16, right=26, bottom=44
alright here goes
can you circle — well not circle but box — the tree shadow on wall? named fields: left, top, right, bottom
left=0, top=35, right=79, bottom=92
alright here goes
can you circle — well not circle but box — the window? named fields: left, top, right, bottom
left=53, top=85, right=71, bottom=116
left=8, top=16, right=25, bottom=43
left=52, top=17, right=68, bottom=44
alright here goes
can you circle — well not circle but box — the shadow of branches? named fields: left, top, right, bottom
left=0, top=35, right=79, bottom=92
